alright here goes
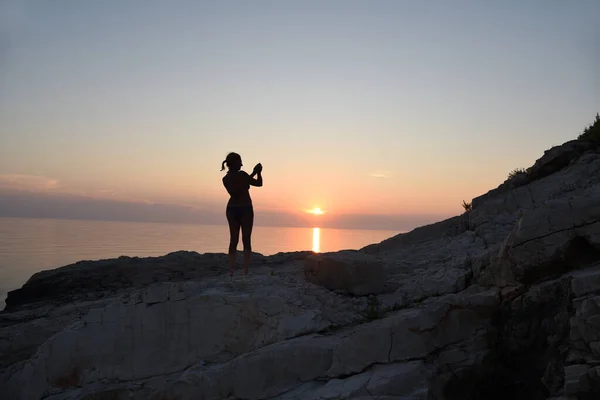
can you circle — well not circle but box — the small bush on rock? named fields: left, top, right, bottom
left=508, top=168, right=527, bottom=180
left=578, top=113, right=600, bottom=142
left=365, top=295, right=383, bottom=320
left=462, top=200, right=472, bottom=212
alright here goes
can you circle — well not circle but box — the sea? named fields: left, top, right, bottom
left=0, top=217, right=399, bottom=307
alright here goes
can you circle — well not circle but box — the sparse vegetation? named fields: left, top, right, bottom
left=365, top=295, right=383, bottom=320
left=462, top=200, right=472, bottom=212
left=460, top=113, right=599, bottom=221
left=578, top=113, right=600, bottom=142
left=508, top=168, right=527, bottom=180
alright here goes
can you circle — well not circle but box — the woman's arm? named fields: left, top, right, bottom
left=249, top=164, right=263, bottom=187
left=251, top=171, right=263, bottom=187
left=247, top=171, right=262, bottom=187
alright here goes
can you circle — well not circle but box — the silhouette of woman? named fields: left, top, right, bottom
left=221, top=152, right=263, bottom=276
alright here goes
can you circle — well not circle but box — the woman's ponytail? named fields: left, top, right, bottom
left=221, top=152, right=240, bottom=171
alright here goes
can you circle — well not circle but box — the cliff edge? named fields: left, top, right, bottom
left=1, top=136, right=600, bottom=400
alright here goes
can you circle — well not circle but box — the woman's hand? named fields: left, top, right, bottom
left=249, top=163, right=263, bottom=187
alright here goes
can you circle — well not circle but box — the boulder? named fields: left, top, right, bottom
left=304, top=251, right=387, bottom=295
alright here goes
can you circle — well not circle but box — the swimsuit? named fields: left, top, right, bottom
left=226, top=205, right=254, bottom=223
left=223, top=171, right=253, bottom=222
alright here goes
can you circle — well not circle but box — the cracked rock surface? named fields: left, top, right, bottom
left=1, top=140, right=600, bottom=399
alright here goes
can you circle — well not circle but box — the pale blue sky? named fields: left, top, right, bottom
left=0, top=0, right=598, bottom=229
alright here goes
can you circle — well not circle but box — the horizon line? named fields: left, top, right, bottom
left=0, top=215, right=411, bottom=233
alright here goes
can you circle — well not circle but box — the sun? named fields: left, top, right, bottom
left=306, top=207, right=325, bottom=215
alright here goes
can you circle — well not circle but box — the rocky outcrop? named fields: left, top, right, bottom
left=472, top=139, right=599, bottom=209
left=1, top=143, right=600, bottom=399
left=4, top=250, right=314, bottom=311
left=2, top=278, right=498, bottom=400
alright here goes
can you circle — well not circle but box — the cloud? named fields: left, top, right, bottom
left=0, top=189, right=450, bottom=231
left=368, top=170, right=391, bottom=178
left=0, top=175, right=126, bottom=201
left=0, top=189, right=224, bottom=225
left=0, top=174, right=59, bottom=191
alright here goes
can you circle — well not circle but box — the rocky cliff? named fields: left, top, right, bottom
left=1, top=138, right=600, bottom=400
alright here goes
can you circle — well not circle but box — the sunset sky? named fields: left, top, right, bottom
left=1, top=1, right=599, bottom=230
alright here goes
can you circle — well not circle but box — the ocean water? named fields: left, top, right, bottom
left=0, top=217, right=399, bottom=305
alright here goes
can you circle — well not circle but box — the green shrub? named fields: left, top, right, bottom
left=366, top=295, right=382, bottom=320
left=462, top=200, right=472, bottom=212
left=508, top=168, right=527, bottom=180
left=578, top=113, right=600, bottom=142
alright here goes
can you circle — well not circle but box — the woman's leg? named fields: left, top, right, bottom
left=226, top=210, right=241, bottom=276
left=240, top=207, right=254, bottom=275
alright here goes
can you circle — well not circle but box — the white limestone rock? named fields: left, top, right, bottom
left=304, top=251, right=388, bottom=295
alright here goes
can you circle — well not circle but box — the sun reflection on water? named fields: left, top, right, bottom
left=312, top=227, right=320, bottom=253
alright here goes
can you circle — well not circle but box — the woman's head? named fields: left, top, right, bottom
left=221, top=152, right=242, bottom=171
